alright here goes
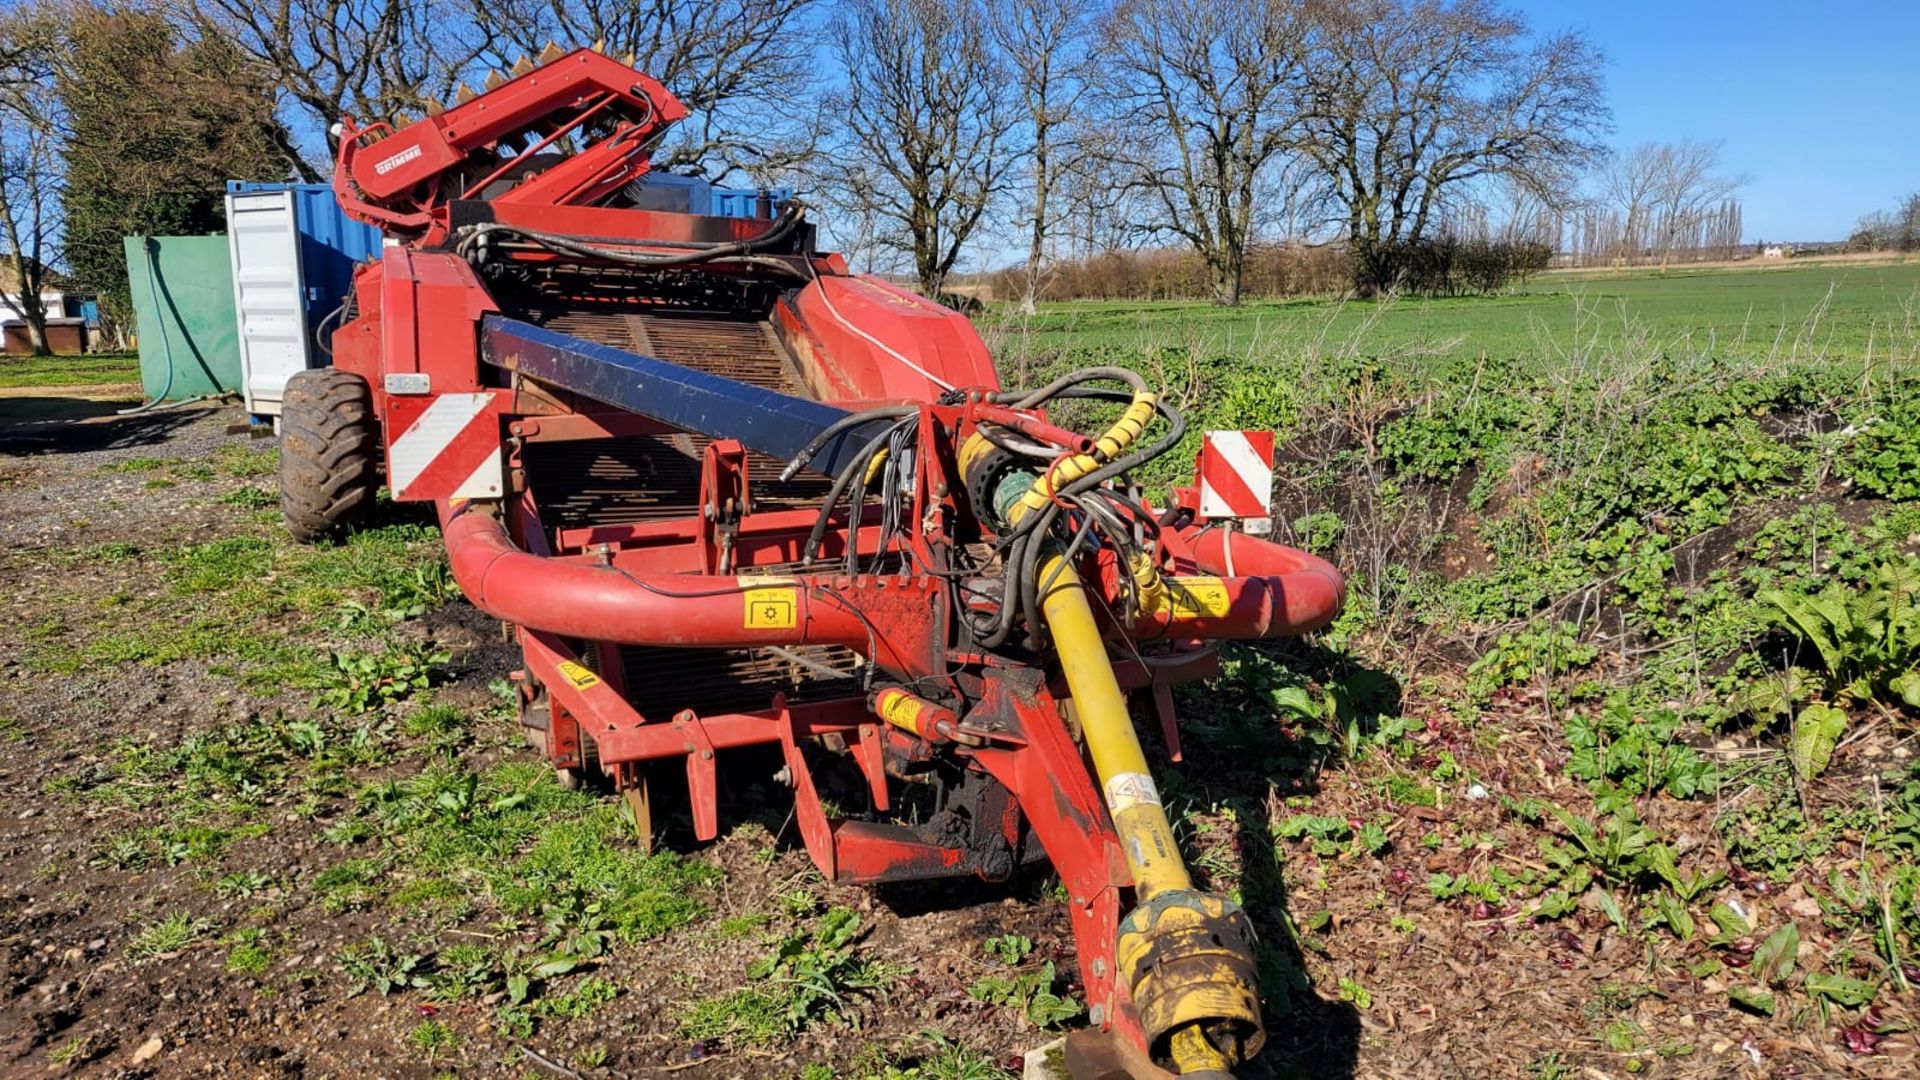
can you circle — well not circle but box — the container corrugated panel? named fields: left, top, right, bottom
left=710, top=186, right=792, bottom=219
left=631, top=172, right=709, bottom=213
left=226, top=181, right=382, bottom=328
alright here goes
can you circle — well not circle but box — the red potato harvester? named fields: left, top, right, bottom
left=287, top=43, right=1344, bottom=1079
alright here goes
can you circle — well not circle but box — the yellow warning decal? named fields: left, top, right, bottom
left=556, top=660, right=601, bottom=690
left=743, top=586, right=798, bottom=629
left=1165, top=576, right=1232, bottom=618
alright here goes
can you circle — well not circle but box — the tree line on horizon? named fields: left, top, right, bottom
left=0, top=0, right=1782, bottom=352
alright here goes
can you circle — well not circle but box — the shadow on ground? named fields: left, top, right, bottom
left=1158, top=638, right=1398, bottom=1080
left=622, top=633, right=1376, bottom=1078
left=0, top=392, right=218, bottom=454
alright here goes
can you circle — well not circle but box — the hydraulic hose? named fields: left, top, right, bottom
left=1036, top=549, right=1190, bottom=897
left=1035, top=544, right=1264, bottom=1075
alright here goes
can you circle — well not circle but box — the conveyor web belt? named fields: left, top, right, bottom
left=517, top=306, right=863, bottom=719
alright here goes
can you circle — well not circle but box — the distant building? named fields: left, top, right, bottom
left=0, top=256, right=95, bottom=355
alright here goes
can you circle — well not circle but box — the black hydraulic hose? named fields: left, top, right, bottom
left=972, top=526, right=1033, bottom=650
left=845, top=422, right=907, bottom=575
left=803, top=421, right=905, bottom=562
left=458, top=202, right=806, bottom=268
left=993, top=366, right=1149, bottom=408
left=1093, top=486, right=1163, bottom=545
left=996, top=393, right=1187, bottom=550
left=781, top=405, right=919, bottom=482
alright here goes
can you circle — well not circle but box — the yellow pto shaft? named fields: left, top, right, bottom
left=964, top=394, right=1265, bottom=1076
left=1037, top=551, right=1263, bottom=1076
left=1038, top=552, right=1191, bottom=899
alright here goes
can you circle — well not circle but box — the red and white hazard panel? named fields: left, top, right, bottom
left=384, top=392, right=505, bottom=502
left=1198, top=430, right=1275, bottom=530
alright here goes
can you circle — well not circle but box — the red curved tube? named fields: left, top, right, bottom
left=438, top=503, right=874, bottom=649
left=1142, top=528, right=1346, bottom=639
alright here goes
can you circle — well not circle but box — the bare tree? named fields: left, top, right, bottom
left=1095, top=0, right=1311, bottom=306
left=1849, top=195, right=1920, bottom=253
left=1901, top=193, right=1920, bottom=253
left=1600, top=142, right=1665, bottom=263
left=0, top=122, right=62, bottom=356
left=989, top=0, right=1097, bottom=313
left=1648, top=140, right=1741, bottom=267
left=1597, top=140, right=1743, bottom=266
left=1, top=8, right=68, bottom=353
left=471, top=0, right=822, bottom=181
left=823, top=0, right=1017, bottom=299
left=177, top=0, right=496, bottom=179
left=1300, top=0, right=1607, bottom=294
left=1053, top=125, right=1151, bottom=259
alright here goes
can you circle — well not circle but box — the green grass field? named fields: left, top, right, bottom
left=0, top=352, right=140, bottom=389
left=995, top=258, right=1920, bottom=367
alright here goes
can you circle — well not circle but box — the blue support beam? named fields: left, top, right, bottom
left=480, top=315, right=890, bottom=478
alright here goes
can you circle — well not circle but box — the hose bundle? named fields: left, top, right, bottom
left=451, top=201, right=808, bottom=270
left=781, top=368, right=1186, bottom=652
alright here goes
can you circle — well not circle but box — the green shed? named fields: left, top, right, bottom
left=124, top=235, right=241, bottom=401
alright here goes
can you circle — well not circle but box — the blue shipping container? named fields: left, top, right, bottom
left=226, top=181, right=383, bottom=330
left=631, top=173, right=791, bottom=219
left=710, top=185, right=792, bottom=219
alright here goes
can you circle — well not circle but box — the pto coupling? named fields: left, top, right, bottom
left=1116, top=889, right=1265, bottom=1075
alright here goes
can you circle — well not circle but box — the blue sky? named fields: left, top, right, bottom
left=1516, top=0, right=1918, bottom=241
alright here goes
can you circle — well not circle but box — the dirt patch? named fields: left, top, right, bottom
left=0, top=405, right=1078, bottom=1079
left=3, top=396, right=1915, bottom=1080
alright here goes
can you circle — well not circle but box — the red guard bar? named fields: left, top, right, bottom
left=439, top=502, right=875, bottom=649
left=1179, top=526, right=1346, bottom=635
left=441, top=503, right=1343, bottom=653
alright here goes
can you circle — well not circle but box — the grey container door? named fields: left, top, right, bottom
left=226, top=188, right=310, bottom=416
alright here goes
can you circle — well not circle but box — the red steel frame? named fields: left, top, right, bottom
left=328, top=48, right=1346, bottom=1057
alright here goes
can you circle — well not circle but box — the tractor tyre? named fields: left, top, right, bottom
left=279, top=367, right=379, bottom=543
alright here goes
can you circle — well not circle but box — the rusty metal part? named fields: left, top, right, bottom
left=1061, top=1028, right=1177, bottom=1080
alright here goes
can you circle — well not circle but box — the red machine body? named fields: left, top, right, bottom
left=322, top=47, right=1343, bottom=1076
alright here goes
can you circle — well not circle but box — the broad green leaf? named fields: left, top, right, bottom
left=1729, top=985, right=1776, bottom=1016
left=532, top=954, right=580, bottom=978
left=1595, top=888, right=1627, bottom=932
left=1790, top=703, right=1848, bottom=780
left=1688, top=955, right=1724, bottom=979
left=1763, top=590, right=1845, bottom=675
left=1533, top=891, right=1577, bottom=919
left=1754, top=923, right=1799, bottom=986
left=1644, top=844, right=1681, bottom=889
left=1271, top=685, right=1322, bottom=719
left=1891, top=670, right=1920, bottom=708
left=1708, top=901, right=1750, bottom=941
left=1651, top=893, right=1695, bottom=941
left=1804, top=971, right=1877, bottom=1007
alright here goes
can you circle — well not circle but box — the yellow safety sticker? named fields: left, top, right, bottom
left=556, top=660, right=601, bottom=690
left=744, top=586, right=798, bottom=629
left=1166, top=576, right=1231, bottom=618
left=1104, top=771, right=1163, bottom=813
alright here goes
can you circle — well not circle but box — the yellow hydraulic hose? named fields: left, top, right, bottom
left=1004, top=389, right=1185, bottom=896
left=1006, top=390, right=1158, bottom=523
